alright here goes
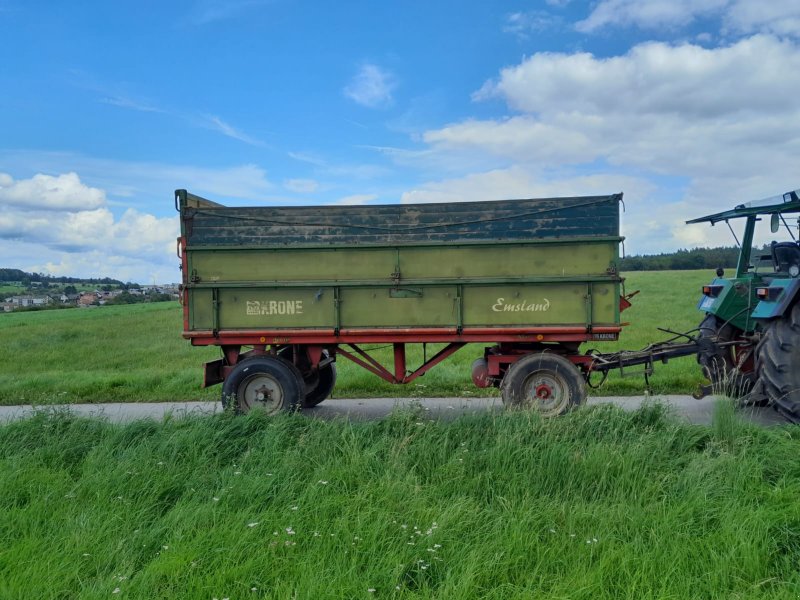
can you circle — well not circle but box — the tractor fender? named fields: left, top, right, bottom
left=752, top=278, right=800, bottom=320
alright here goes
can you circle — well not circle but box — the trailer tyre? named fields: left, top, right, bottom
left=501, top=352, right=586, bottom=417
left=303, top=362, right=337, bottom=408
left=277, top=348, right=337, bottom=408
left=757, top=302, right=800, bottom=421
left=221, top=357, right=304, bottom=415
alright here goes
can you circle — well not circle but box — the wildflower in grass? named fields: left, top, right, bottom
left=286, top=527, right=295, bottom=535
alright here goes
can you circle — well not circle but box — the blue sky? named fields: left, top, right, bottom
left=1, top=0, right=799, bottom=283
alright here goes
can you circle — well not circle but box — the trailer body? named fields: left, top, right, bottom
left=176, top=189, right=626, bottom=415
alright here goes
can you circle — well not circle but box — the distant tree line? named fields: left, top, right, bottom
left=0, top=268, right=138, bottom=288
left=618, top=245, right=782, bottom=271
left=108, top=292, right=172, bottom=305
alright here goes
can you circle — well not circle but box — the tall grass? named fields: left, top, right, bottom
left=0, top=405, right=798, bottom=598
left=0, top=271, right=716, bottom=404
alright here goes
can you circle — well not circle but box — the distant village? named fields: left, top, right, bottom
left=2, top=281, right=180, bottom=313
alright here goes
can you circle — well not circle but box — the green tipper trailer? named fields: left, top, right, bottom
left=176, top=189, right=629, bottom=416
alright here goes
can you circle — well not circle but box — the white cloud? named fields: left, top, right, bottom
left=334, top=194, right=378, bottom=205
left=0, top=172, right=179, bottom=282
left=432, top=36, right=800, bottom=183
left=343, top=64, right=396, bottom=109
left=199, top=114, right=264, bottom=146
left=476, top=36, right=800, bottom=117
left=0, top=172, right=106, bottom=211
left=283, top=178, right=319, bottom=193
left=576, top=0, right=727, bottom=32
left=409, top=35, right=800, bottom=255
left=0, top=151, right=274, bottom=203
left=724, top=0, right=800, bottom=36
left=504, top=11, right=563, bottom=38
left=401, top=167, right=652, bottom=204
left=575, top=0, right=800, bottom=36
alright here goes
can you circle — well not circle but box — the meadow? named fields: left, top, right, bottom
left=1, top=403, right=798, bottom=598
left=0, top=270, right=714, bottom=405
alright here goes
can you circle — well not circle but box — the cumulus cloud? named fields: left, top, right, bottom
left=343, top=64, right=396, bottom=109
left=0, top=172, right=179, bottom=281
left=407, top=34, right=800, bottom=254
left=401, top=168, right=652, bottom=205
left=576, top=0, right=800, bottom=36
left=0, top=172, right=106, bottom=211
left=432, top=36, right=800, bottom=185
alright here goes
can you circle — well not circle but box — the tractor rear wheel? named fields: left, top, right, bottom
left=757, top=302, right=800, bottom=421
left=501, top=352, right=586, bottom=417
left=697, top=314, right=754, bottom=399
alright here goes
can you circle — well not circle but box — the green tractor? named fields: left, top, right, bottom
left=688, top=189, right=800, bottom=420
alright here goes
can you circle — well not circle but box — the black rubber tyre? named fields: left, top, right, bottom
left=302, top=361, right=337, bottom=408
left=501, top=352, right=586, bottom=417
left=277, top=347, right=337, bottom=408
left=757, top=302, right=800, bottom=421
left=697, top=314, right=755, bottom=399
left=221, top=357, right=304, bottom=415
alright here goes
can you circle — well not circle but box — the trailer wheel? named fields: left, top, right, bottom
left=302, top=362, right=337, bottom=408
left=221, top=357, right=304, bottom=415
left=697, top=314, right=755, bottom=399
left=757, top=302, right=800, bottom=421
left=277, top=348, right=337, bottom=408
left=501, top=353, right=586, bottom=417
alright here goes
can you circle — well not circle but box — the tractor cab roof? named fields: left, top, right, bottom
left=686, top=189, right=800, bottom=225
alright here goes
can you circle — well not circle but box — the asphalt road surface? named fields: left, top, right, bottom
left=0, top=395, right=790, bottom=427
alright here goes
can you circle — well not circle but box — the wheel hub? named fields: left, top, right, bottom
left=254, top=385, right=272, bottom=402
left=240, top=373, right=283, bottom=414
left=523, top=370, right=568, bottom=417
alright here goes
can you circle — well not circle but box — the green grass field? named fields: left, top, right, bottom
left=0, top=271, right=713, bottom=405
left=1, top=404, right=798, bottom=598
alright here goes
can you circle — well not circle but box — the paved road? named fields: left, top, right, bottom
left=0, top=395, right=790, bottom=426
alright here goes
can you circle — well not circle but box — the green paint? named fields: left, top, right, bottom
left=181, top=191, right=624, bottom=333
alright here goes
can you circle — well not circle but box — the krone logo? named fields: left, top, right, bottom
left=246, top=300, right=303, bottom=316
